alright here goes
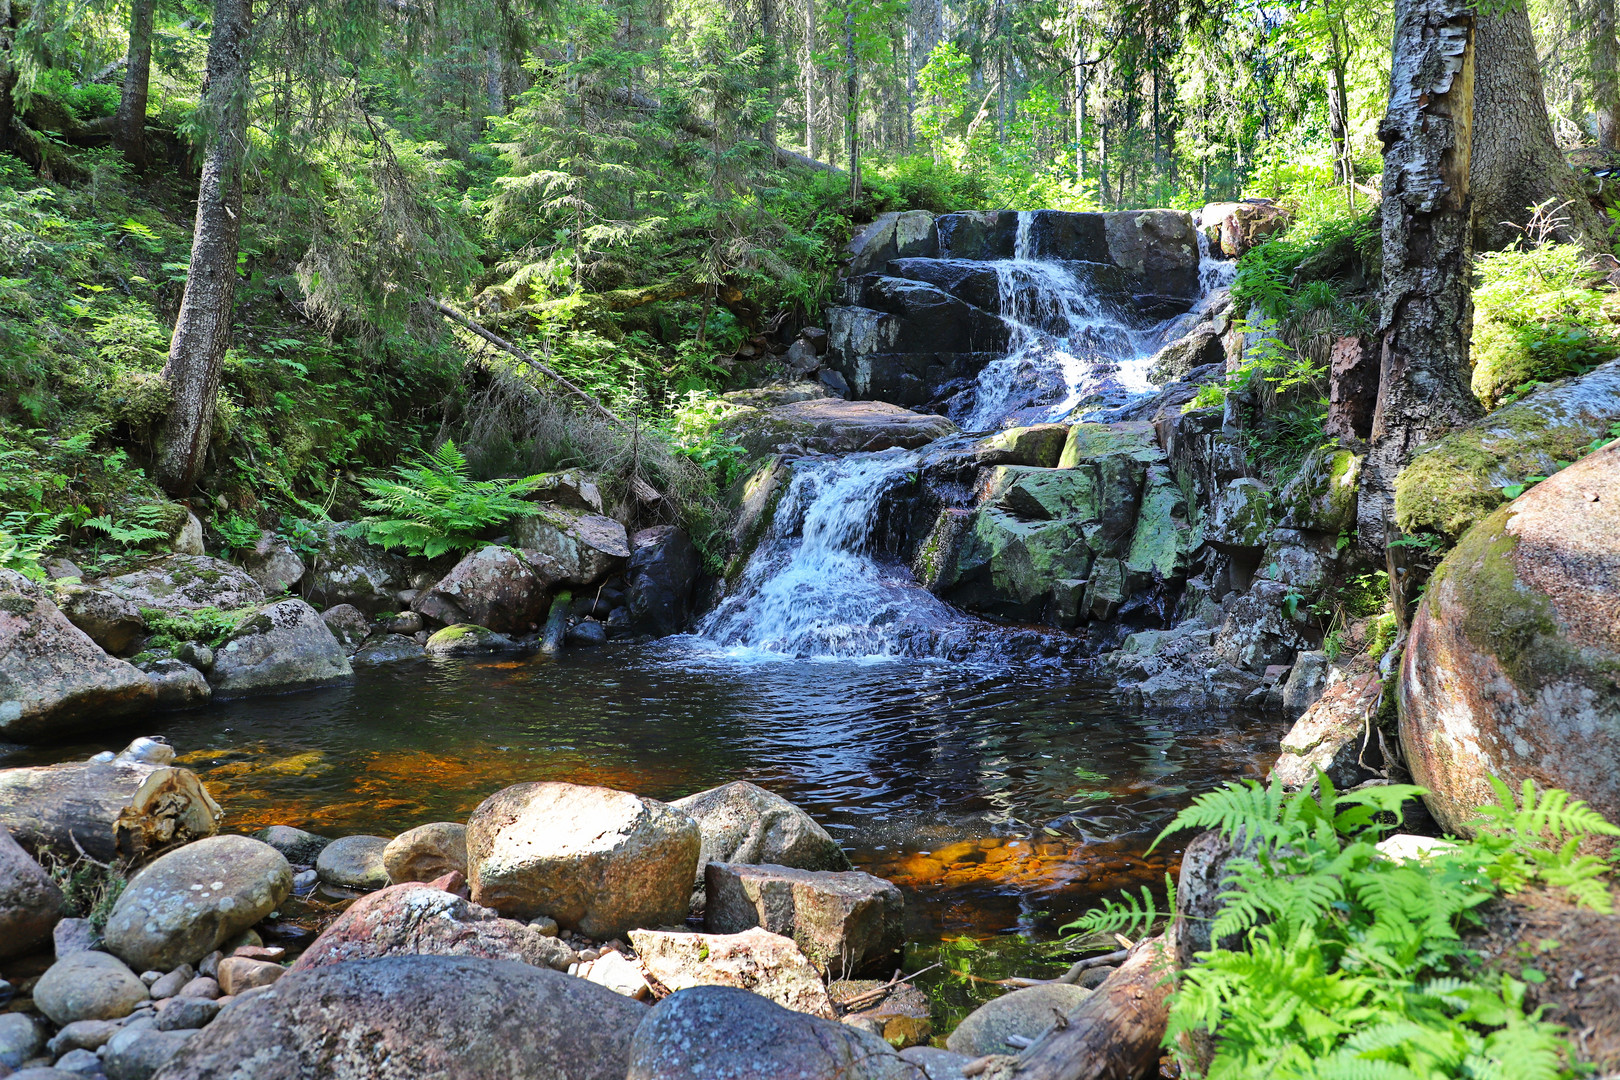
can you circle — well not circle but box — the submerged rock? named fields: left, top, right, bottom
left=252, top=826, right=329, bottom=866
left=352, top=633, right=426, bottom=665
left=207, top=598, right=353, bottom=697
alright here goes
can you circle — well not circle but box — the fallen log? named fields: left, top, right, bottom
left=541, top=590, right=573, bottom=655
left=0, top=739, right=223, bottom=864
left=1007, top=934, right=1175, bottom=1080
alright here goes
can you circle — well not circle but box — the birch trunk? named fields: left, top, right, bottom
left=113, top=0, right=156, bottom=164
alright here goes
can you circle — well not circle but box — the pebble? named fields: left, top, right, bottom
left=528, top=917, right=560, bottom=937
left=155, top=997, right=220, bottom=1031
left=197, top=953, right=222, bottom=980
left=0, top=979, right=13, bottom=1005
left=51, top=1048, right=102, bottom=1076
left=146, top=967, right=193, bottom=1001
left=0, top=1013, right=45, bottom=1068
left=175, top=978, right=219, bottom=1001
left=216, top=958, right=283, bottom=996
left=577, top=949, right=600, bottom=963
left=291, top=870, right=318, bottom=894
left=137, top=973, right=162, bottom=988
left=46, top=1021, right=117, bottom=1056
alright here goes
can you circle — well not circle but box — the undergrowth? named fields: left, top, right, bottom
left=355, top=439, right=547, bottom=559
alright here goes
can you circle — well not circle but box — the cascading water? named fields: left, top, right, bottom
left=697, top=450, right=978, bottom=659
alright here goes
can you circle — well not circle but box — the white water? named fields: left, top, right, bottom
left=697, top=451, right=975, bottom=660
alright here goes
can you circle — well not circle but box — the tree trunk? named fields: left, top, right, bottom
left=0, top=747, right=223, bottom=864
left=1595, top=0, right=1620, bottom=149
left=1471, top=1, right=1606, bottom=252
left=844, top=7, right=859, bottom=203
left=1359, top=0, right=1483, bottom=557
left=155, top=0, right=254, bottom=497
left=1325, top=0, right=1353, bottom=188
left=803, top=0, right=816, bottom=158
left=113, top=0, right=156, bottom=164
left=0, top=0, right=17, bottom=156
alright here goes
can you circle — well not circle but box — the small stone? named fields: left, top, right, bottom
left=51, top=1048, right=102, bottom=1076
left=138, top=972, right=163, bottom=988
left=381, top=823, right=467, bottom=885
left=146, top=966, right=193, bottom=1000
left=945, top=984, right=1091, bottom=1057
left=175, top=642, right=213, bottom=672
left=46, top=1021, right=118, bottom=1057
left=101, top=1026, right=192, bottom=1080
left=8, top=1069, right=83, bottom=1080
left=292, top=869, right=318, bottom=894
left=155, top=997, right=221, bottom=1031
left=215, top=958, right=283, bottom=996
left=576, top=951, right=651, bottom=1001
left=32, top=952, right=149, bottom=1025
left=175, top=977, right=219, bottom=1000
left=252, top=826, right=331, bottom=866
left=0, top=1013, right=45, bottom=1068
left=197, top=952, right=222, bottom=980
left=54, top=919, right=96, bottom=959
left=528, top=917, right=559, bottom=937
left=316, top=835, right=391, bottom=890
left=899, top=1045, right=975, bottom=1079
left=230, top=945, right=284, bottom=962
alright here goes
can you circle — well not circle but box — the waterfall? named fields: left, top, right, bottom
left=697, top=451, right=976, bottom=660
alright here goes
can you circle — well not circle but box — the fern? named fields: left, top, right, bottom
left=355, top=440, right=550, bottom=559
left=1061, top=876, right=1176, bottom=942
left=1, top=510, right=65, bottom=580
left=83, top=504, right=174, bottom=547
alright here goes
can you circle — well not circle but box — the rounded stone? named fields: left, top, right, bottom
left=382, top=823, right=467, bottom=885
left=252, top=825, right=330, bottom=866
left=102, top=835, right=293, bottom=972
left=0, top=1012, right=44, bottom=1068
left=316, top=835, right=391, bottom=890
left=33, top=951, right=150, bottom=1025
left=944, top=983, right=1092, bottom=1056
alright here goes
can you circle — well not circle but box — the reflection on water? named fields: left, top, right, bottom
left=2, top=641, right=1276, bottom=950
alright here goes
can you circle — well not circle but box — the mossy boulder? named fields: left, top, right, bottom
left=972, top=424, right=1069, bottom=467
left=209, top=598, right=353, bottom=697
left=1394, top=358, right=1620, bottom=540
left=1277, top=446, right=1361, bottom=534
left=423, top=623, right=521, bottom=658
left=100, top=555, right=266, bottom=614
left=936, top=504, right=1093, bottom=621
left=1399, top=441, right=1620, bottom=836
left=1125, top=465, right=1193, bottom=585
left=1206, top=478, right=1272, bottom=551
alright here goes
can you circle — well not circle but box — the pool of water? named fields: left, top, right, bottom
left=3, top=641, right=1276, bottom=1021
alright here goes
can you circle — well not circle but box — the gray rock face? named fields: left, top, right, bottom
left=145, top=660, right=211, bottom=709
left=1280, top=651, right=1331, bottom=720
left=303, top=524, right=413, bottom=614
left=152, top=955, right=646, bottom=1080
left=0, top=1013, right=44, bottom=1068
left=670, top=781, right=850, bottom=894
left=705, top=863, right=904, bottom=978
left=155, top=996, right=221, bottom=1031
left=54, top=919, right=96, bottom=959
left=1214, top=581, right=1306, bottom=672
left=102, top=835, right=292, bottom=972
left=625, top=985, right=919, bottom=1080
left=0, top=570, right=157, bottom=741
left=103, top=1025, right=193, bottom=1080
left=411, top=546, right=554, bottom=633
left=315, top=835, right=390, bottom=890
left=33, top=951, right=150, bottom=1024
left=291, top=880, right=573, bottom=973
left=207, top=599, right=353, bottom=697
left=625, top=527, right=699, bottom=636
left=319, top=604, right=371, bottom=654
left=945, top=984, right=1092, bottom=1056
left=845, top=210, right=939, bottom=278
left=236, top=532, right=306, bottom=595
left=722, top=397, right=958, bottom=460
left=382, top=823, right=467, bottom=884
left=353, top=634, right=425, bottom=666
left=467, top=782, right=700, bottom=938
left=100, top=556, right=266, bottom=613
left=52, top=583, right=146, bottom=654
left=0, top=825, right=62, bottom=960
left=510, top=512, right=630, bottom=587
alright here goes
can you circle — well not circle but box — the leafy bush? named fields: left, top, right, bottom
left=355, top=439, right=547, bottom=558
left=140, top=605, right=256, bottom=651
left=664, top=390, right=749, bottom=486
left=0, top=509, right=64, bottom=580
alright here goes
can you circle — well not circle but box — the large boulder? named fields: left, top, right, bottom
left=51, top=583, right=146, bottom=654
left=669, top=781, right=850, bottom=895
left=944, top=983, right=1092, bottom=1056
left=207, top=598, right=353, bottom=697
left=466, top=782, right=700, bottom=938
left=511, top=511, right=630, bottom=587
left=303, top=523, right=415, bottom=614
left=382, top=822, right=467, bottom=884
left=99, top=555, right=265, bottom=613
left=236, top=532, right=305, bottom=595
left=423, top=623, right=521, bottom=657
left=705, top=863, right=904, bottom=978
left=626, top=527, right=699, bottom=636
left=1201, top=200, right=1291, bottom=258
left=625, top=985, right=918, bottom=1080
left=149, top=956, right=645, bottom=1080
left=290, top=879, right=572, bottom=973
left=0, top=570, right=156, bottom=741
left=1400, top=442, right=1620, bottom=834
left=629, top=927, right=835, bottom=1018
left=722, top=398, right=958, bottom=459
left=102, top=834, right=292, bottom=971
left=411, top=546, right=554, bottom=633
left=1276, top=446, right=1361, bottom=534
left=845, top=210, right=939, bottom=277
left=33, top=951, right=149, bottom=1025
left=0, top=825, right=62, bottom=960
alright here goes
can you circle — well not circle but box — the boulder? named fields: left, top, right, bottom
left=1147, top=327, right=1224, bottom=385
left=423, top=624, right=521, bottom=657
left=411, top=546, right=554, bottom=633
left=0, top=570, right=157, bottom=741
left=1280, top=651, right=1331, bottom=720
left=704, top=863, right=904, bottom=978
left=1206, top=478, right=1272, bottom=551
left=845, top=210, right=939, bottom=277
left=55, top=918, right=96, bottom=958
left=236, top=532, right=305, bottom=594
left=529, top=470, right=605, bottom=514
left=33, top=951, right=149, bottom=1024
left=626, top=527, right=699, bottom=636
left=944, top=983, right=1092, bottom=1056
left=207, top=599, right=352, bottom=697
left=145, top=660, right=211, bottom=709
left=251, top=826, right=329, bottom=866
left=51, top=583, right=146, bottom=654
left=1201, top=200, right=1291, bottom=258
left=152, top=955, right=646, bottom=1080
left=972, top=424, right=1070, bottom=468
left=629, top=927, right=835, bottom=1018
left=302, top=523, right=413, bottom=614
left=99, top=555, right=265, bottom=613
left=625, top=985, right=918, bottom=1080
left=1272, top=669, right=1385, bottom=791
left=216, top=957, right=283, bottom=995
left=1400, top=443, right=1620, bottom=834
left=670, top=781, right=850, bottom=894
left=171, top=512, right=206, bottom=556
left=900, top=1047, right=975, bottom=1080
left=510, top=512, right=630, bottom=587
left=353, top=634, right=426, bottom=665
left=466, top=782, right=700, bottom=938
left=382, top=822, right=467, bottom=884
left=566, top=619, right=607, bottom=646
left=319, top=603, right=371, bottom=653
left=1214, top=581, right=1306, bottom=672
left=722, top=398, right=957, bottom=459
left=0, top=825, right=62, bottom=961
left=935, top=210, right=1019, bottom=260
left=102, top=835, right=292, bottom=972
left=103, top=1026, right=192, bottom=1080
left=315, top=834, right=390, bottom=890
left=1277, top=446, right=1361, bottom=534
left=291, top=879, right=573, bottom=973
left=0, top=1013, right=44, bottom=1068
left=1101, top=209, right=1201, bottom=302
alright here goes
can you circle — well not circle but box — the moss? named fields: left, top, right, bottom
left=0, top=594, right=35, bottom=615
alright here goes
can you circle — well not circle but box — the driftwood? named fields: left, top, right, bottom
left=0, top=740, right=222, bottom=864
left=1005, top=934, right=1175, bottom=1080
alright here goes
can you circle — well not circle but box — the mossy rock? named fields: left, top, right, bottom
left=1056, top=421, right=1163, bottom=468
left=423, top=623, right=520, bottom=658
left=1125, top=466, right=1193, bottom=583
left=1276, top=446, right=1360, bottom=534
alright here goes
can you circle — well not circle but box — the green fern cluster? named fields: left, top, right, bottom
left=355, top=440, right=549, bottom=559
left=1072, top=775, right=1615, bottom=1079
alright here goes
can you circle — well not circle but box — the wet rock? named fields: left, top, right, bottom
left=834, top=980, right=934, bottom=1050
left=0, top=570, right=157, bottom=741
left=626, top=985, right=916, bottom=1080
left=1206, top=478, right=1272, bottom=551
left=48, top=1020, right=118, bottom=1056
left=380, top=609, right=423, bottom=635
left=155, top=955, right=645, bottom=1080
left=316, top=835, right=390, bottom=890
left=626, top=527, right=699, bottom=636
left=411, top=546, right=554, bottom=633
left=352, top=633, right=426, bottom=665
left=566, top=620, right=606, bottom=647
left=0, top=1013, right=44, bottom=1068
left=101, top=1025, right=191, bottom=1080
left=144, top=660, right=211, bottom=709
left=34, top=951, right=149, bottom=1024
left=99, top=555, right=265, bottom=614
left=252, top=826, right=329, bottom=866
left=972, top=424, right=1070, bottom=468
left=54, top=919, right=96, bottom=958
left=382, top=822, right=467, bottom=884
left=722, top=397, right=958, bottom=459
left=945, top=983, right=1091, bottom=1056
left=0, top=825, right=62, bottom=961
left=704, top=863, right=904, bottom=978
left=207, top=598, right=352, bottom=697
left=934, top=210, right=1018, bottom=260
left=423, top=623, right=520, bottom=657
left=785, top=338, right=819, bottom=377
left=303, top=524, right=413, bottom=614
left=670, top=780, right=850, bottom=896
left=51, top=583, right=146, bottom=655
left=236, top=532, right=305, bottom=594
left=14, top=1068, right=92, bottom=1080
left=103, top=835, right=292, bottom=971
left=293, top=879, right=573, bottom=972
left=1280, top=651, right=1331, bottom=720
left=1147, top=327, right=1224, bottom=385
left=154, top=995, right=220, bottom=1030
left=1277, top=446, right=1361, bottom=534
left=1400, top=443, right=1620, bottom=834
left=510, top=512, right=630, bottom=587
left=53, top=1048, right=103, bottom=1076
left=319, top=603, right=371, bottom=653
left=629, top=927, right=835, bottom=1018
left=466, top=782, right=700, bottom=938
left=215, top=957, right=283, bottom=995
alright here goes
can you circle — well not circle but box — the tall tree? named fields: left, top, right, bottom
left=1594, top=0, right=1619, bottom=148
left=113, top=0, right=157, bottom=164
left=1471, top=1, right=1606, bottom=252
left=155, top=0, right=253, bottom=495
left=1358, top=0, right=1482, bottom=552
left=0, top=0, right=16, bottom=157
